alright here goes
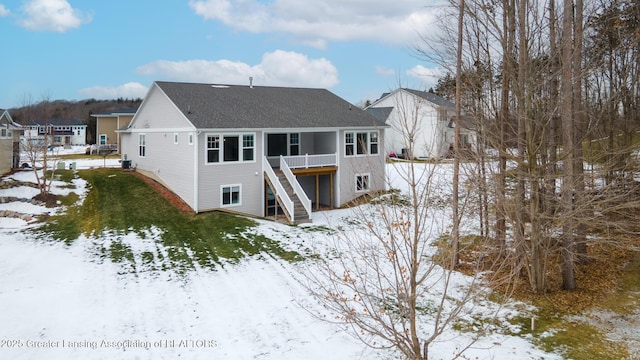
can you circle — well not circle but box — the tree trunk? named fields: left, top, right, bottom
left=572, top=0, right=587, bottom=263
left=560, top=0, right=576, bottom=291
left=451, top=0, right=466, bottom=269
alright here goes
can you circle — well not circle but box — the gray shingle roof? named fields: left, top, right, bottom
left=402, top=88, right=455, bottom=108
left=155, top=81, right=385, bottom=129
left=365, top=107, right=393, bottom=123
left=28, top=119, right=86, bottom=126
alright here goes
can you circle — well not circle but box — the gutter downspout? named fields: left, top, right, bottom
left=193, top=131, right=199, bottom=212
left=335, top=130, right=340, bottom=207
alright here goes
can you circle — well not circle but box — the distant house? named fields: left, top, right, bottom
left=91, top=108, right=137, bottom=152
left=22, top=119, right=87, bottom=146
left=0, top=109, right=22, bottom=174
left=366, top=88, right=476, bottom=159
left=119, top=81, right=387, bottom=223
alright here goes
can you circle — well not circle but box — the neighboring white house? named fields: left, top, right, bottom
left=366, top=88, right=476, bottom=159
left=119, top=81, right=387, bottom=224
left=22, top=119, right=87, bottom=146
left=0, top=109, right=22, bottom=174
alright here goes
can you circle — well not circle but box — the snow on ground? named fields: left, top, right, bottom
left=0, top=151, right=561, bottom=359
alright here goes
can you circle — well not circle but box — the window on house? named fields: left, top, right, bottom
left=345, top=131, right=378, bottom=156
left=99, top=134, right=107, bottom=145
left=207, top=135, right=220, bottom=163
left=174, top=133, right=179, bottom=144
left=356, top=174, right=370, bottom=192
left=139, top=134, right=146, bottom=157
left=223, top=136, right=239, bottom=162
left=188, top=133, right=193, bottom=145
left=290, top=133, right=299, bottom=156
left=345, top=133, right=354, bottom=155
left=221, top=185, right=241, bottom=206
left=242, top=134, right=254, bottom=161
left=206, top=133, right=255, bottom=164
left=370, top=131, right=379, bottom=154
left=0, top=128, right=6, bottom=138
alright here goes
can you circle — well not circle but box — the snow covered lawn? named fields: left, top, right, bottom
left=0, top=155, right=561, bottom=359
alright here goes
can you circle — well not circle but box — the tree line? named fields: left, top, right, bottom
left=421, top=0, right=640, bottom=294
left=304, top=1, right=639, bottom=358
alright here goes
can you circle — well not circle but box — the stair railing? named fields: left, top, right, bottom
left=263, top=156, right=295, bottom=221
left=280, top=155, right=312, bottom=218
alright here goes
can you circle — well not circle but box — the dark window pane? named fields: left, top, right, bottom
left=224, top=136, right=239, bottom=162
left=223, top=187, right=230, bottom=204
left=357, top=133, right=367, bottom=154
left=243, top=149, right=254, bottom=161
left=346, top=144, right=354, bottom=156
left=208, top=150, right=219, bottom=163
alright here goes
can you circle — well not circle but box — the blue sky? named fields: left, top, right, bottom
left=0, top=0, right=451, bottom=109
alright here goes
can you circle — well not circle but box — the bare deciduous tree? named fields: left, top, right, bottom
left=20, top=94, right=60, bottom=199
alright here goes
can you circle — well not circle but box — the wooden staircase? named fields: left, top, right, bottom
left=273, top=170, right=311, bottom=224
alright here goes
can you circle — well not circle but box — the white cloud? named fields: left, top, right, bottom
left=0, top=4, right=10, bottom=17
left=375, top=66, right=396, bottom=76
left=19, top=0, right=92, bottom=32
left=188, top=0, right=447, bottom=48
left=136, top=50, right=339, bottom=88
left=406, top=65, right=444, bottom=89
left=78, top=82, right=149, bottom=100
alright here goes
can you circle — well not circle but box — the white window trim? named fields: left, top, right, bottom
left=345, top=131, right=379, bottom=157
left=174, top=133, right=179, bottom=144
left=242, top=134, right=255, bottom=161
left=205, top=132, right=256, bottom=165
left=355, top=173, right=371, bottom=193
left=220, top=184, right=242, bottom=207
left=188, top=133, right=194, bottom=145
left=289, top=133, right=300, bottom=155
left=99, top=134, right=107, bottom=145
left=369, top=131, right=379, bottom=155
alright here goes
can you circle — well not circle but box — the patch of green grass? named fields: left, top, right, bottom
left=603, top=253, right=640, bottom=315
left=504, top=309, right=629, bottom=360
left=109, top=241, right=135, bottom=264
left=58, top=192, right=80, bottom=207
left=300, top=225, right=335, bottom=235
left=34, top=168, right=302, bottom=269
left=535, top=315, right=627, bottom=360
left=45, top=169, right=76, bottom=183
left=370, top=190, right=411, bottom=207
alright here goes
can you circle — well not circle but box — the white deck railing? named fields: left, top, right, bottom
left=280, top=156, right=312, bottom=218
left=263, top=156, right=295, bottom=220
left=281, top=153, right=337, bottom=169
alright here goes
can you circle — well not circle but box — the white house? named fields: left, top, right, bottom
left=119, top=81, right=387, bottom=224
left=366, top=88, right=476, bottom=159
left=22, top=119, right=87, bottom=146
